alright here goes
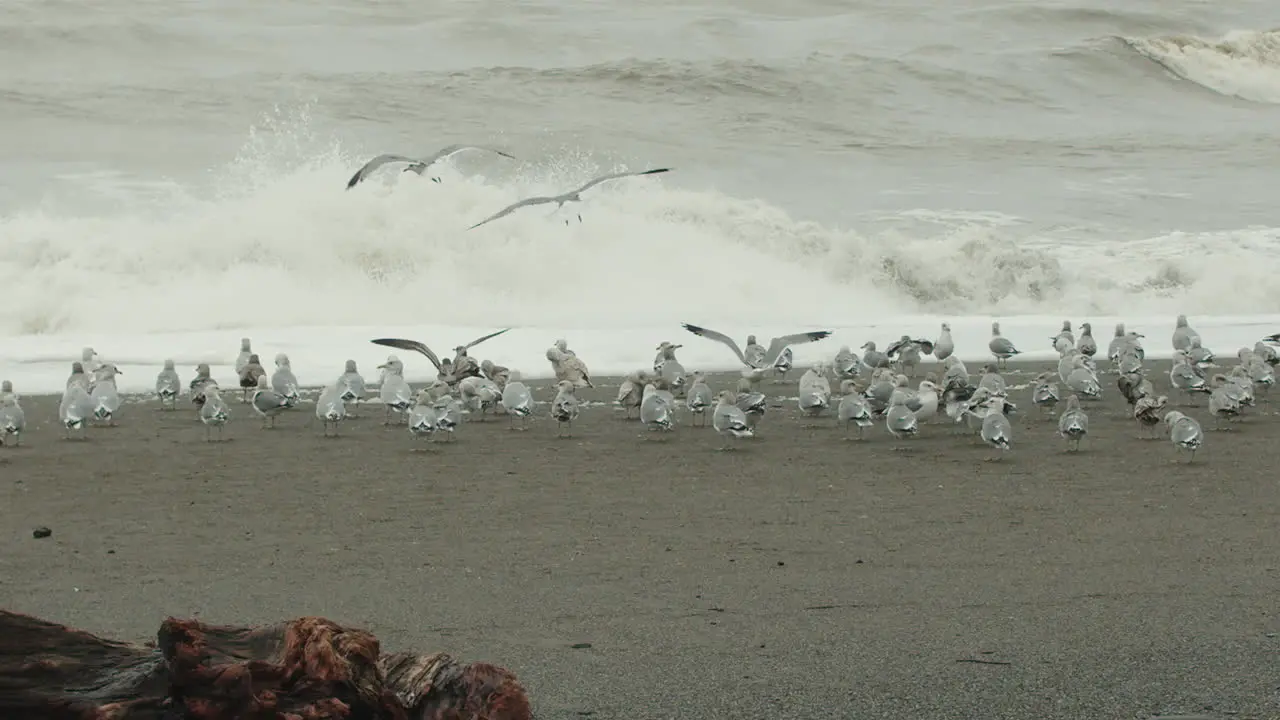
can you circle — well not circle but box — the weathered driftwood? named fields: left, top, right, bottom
left=0, top=610, right=531, bottom=720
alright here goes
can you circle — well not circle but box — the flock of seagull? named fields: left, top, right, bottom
left=342, top=144, right=670, bottom=229
left=1, top=313, right=1275, bottom=462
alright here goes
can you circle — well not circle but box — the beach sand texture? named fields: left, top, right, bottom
left=2, top=363, right=1277, bottom=719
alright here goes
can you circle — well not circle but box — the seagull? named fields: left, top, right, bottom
left=988, top=322, right=1021, bottom=369
left=468, top=168, right=671, bottom=229
left=59, top=383, right=94, bottom=440
left=1163, top=410, right=1203, bottom=463
left=980, top=394, right=1013, bottom=460
left=1077, top=322, right=1098, bottom=358
left=885, top=336, right=934, bottom=378
left=686, top=372, right=714, bottom=427
left=338, top=360, right=367, bottom=413
left=551, top=380, right=580, bottom=438
left=91, top=364, right=123, bottom=426
left=372, top=330, right=510, bottom=386
left=934, top=323, right=955, bottom=362
left=407, top=389, right=440, bottom=446
left=271, top=354, right=301, bottom=408
left=836, top=380, right=874, bottom=439
left=345, top=145, right=516, bottom=189
left=234, top=338, right=253, bottom=375
left=199, top=386, right=231, bottom=442
left=0, top=393, right=24, bottom=447
left=238, top=353, right=267, bottom=403
left=1134, top=394, right=1168, bottom=438
left=547, top=339, right=593, bottom=389
left=681, top=323, right=833, bottom=388
left=501, top=370, right=534, bottom=431
left=155, top=359, right=182, bottom=410
left=316, top=382, right=347, bottom=437
left=251, top=374, right=291, bottom=429
left=1057, top=394, right=1088, bottom=452
left=713, top=391, right=754, bottom=450
left=639, top=383, right=675, bottom=437
left=1172, top=314, right=1201, bottom=353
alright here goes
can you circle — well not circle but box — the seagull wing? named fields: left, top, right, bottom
left=571, top=168, right=671, bottom=195
left=370, top=338, right=443, bottom=373
left=681, top=323, right=749, bottom=366
left=407, top=144, right=518, bottom=174
left=764, top=331, right=833, bottom=365
left=346, top=154, right=423, bottom=189
left=463, top=328, right=512, bottom=350
left=468, top=196, right=560, bottom=230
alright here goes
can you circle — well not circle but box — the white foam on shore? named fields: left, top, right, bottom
left=2, top=315, right=1275, bottom=396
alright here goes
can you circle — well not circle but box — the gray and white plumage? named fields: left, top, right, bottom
left=190, top=363, right=217, bottom=407
left=1172, top=314, right=1201, bottom=353
left=713, top=390, right=754, bottom=448
left=681, top=323, right=833, bottom=384
left=913, top=380, right=940, bottom=421
left=90, top=364, right=123, bottom=425
left=942, top=356, right=969, bottom=393
left=346, top=145, right=516, bottom=189
left=989, top=322, right=1021, bottom=367
left=338, top=360, right=367, bottom=403
left=640, top=383, right=675, bottom=434
left=1163, top=410, right=1203, bottom=462
left=551, top=380, right=581, bottom=437
left=0, top=394, right=25, bottom=446
left=481, top=359, right=512, bottom=390
left=1057, top=394, right=1088, bottom=451
left=886, top=335, right=932, bottom=377
left=239, top=353, right=267, bottom=402
left=156, top=359, right=181, bottom=409
left=885, top=393, right=919, bottom=440
left=1077, top=322, right=1097, bottom=358
left=1169, top=351, right=1210, bottom=402
left=501, top=370, right=534, bottom=430
left=67, top=361, right=90, bottom=392
left=1107, top=323, right=1128, bottom=364
left=654, top=342, right=688, bottom=396
left=459, top=375, right=502, bottom=420
left=234, top=338, right=253, bottom=376
left=271, top=354, right=301, bottom=408
left=59, top=383, right=95, bottom=439
left=429, top=383, right=462, bottom=440
left=1065, top=356, right=1101, bottom=398
left=315, top=382, right=346, bottom=437
left=934, top=323, right=955, bottom=362
left=469, top=168, right=671, bottom=229
left=372, top=330, right=511, bottom=386
left=837, top=380, right=874, bottom=439
left=251, top=374, right=290, bottom=428
left=1051, top=320, right=1075, bottom=355
left=797, top=365, right=832, bottom=417
left=861, top=341, right=890, bottom=370
left=833, top=346, right=862, bottom=380
left=686, top=372, right=714, bottom=426
left=378, top=361, right=414, bottom=424
left=0, top=380, right=15, bottom=404
left=735, top=377, right=767, bottom=429
left=1134, top=394, right=1168, bottom=437
left=980, top=395, right=1013, bottom=458
left=199, top=386, right=230, bottom=441
left=1031, top=372, right=1060, bottom=413
left=977, top=364, right=1007, bottom=395
left=1186, top=338, right=1215, bottom=369
left=617, top=370, right=652, bottom=418
left=407, top=389, right=440, bottom=442
left=1207, top=374, right=1242, bottom=426
left=547, top=339, right=594, bottom=389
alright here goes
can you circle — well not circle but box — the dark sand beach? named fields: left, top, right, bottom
left=2, top=362, right=1278, bottom=719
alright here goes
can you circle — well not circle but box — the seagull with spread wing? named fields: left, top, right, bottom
left=468, top=168, right=670, bottom=229
left=345, top=144, right=516, bottom=189
left=371, top=329, right=511, bottom=386
left=680, top=323, right=833, bottom=389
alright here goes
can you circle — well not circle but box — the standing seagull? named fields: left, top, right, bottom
left=346, top=145, right=516, bottom=189
left=934, top=323, right=955, bottom=362
left=251, top=375, right=290, bottom=429
left=468, top=169, right=671, bottom=229
left=713, top=391, right=754, bottom=450
left=1163, top=410, right=1204, bottom=463
left=1057, top=394, right=1089, bottom=452
left=316, top=382, right=347, bottom=437
left=372, top=330, right=510, bottom=386
left=551, top=380, right=581, bottom=438
left=0, top=394, right=24, bottom=447
left=155, top=359, right=182, bottom=410
left=989, top=322, right=1021, bottom=370
left=501, top=370, right=534, bottom=430
left=680, top=323, right=833, bottom=388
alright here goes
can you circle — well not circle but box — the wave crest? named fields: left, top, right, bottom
left=1123, top=29, right=1280, bottom=103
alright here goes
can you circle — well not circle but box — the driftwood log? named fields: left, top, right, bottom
left=0, top=610, right=531, bottom=720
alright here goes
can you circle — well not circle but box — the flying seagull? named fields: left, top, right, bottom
left=371, top=329, right=511, bottom=385
left=681, top=323, right=832, bottom=386
left=468, top=168, right=671, bottom=230
left=345, top=145, right=516, bottom=189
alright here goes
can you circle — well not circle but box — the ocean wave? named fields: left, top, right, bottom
left=2, top=112, right=1279, bottom=339
left=1122, top=29, right=1280, bottom=103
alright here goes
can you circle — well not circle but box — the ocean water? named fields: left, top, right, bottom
left=2, top=0, right=1279, bottom=394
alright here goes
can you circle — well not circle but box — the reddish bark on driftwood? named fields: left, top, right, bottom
left=0, top=611, right=531, bottom=720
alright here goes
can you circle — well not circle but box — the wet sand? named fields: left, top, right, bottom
left=2, top=362, right=1278, bottom=719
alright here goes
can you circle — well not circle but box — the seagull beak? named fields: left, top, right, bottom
left=377, top=363, right=388, bottom=369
